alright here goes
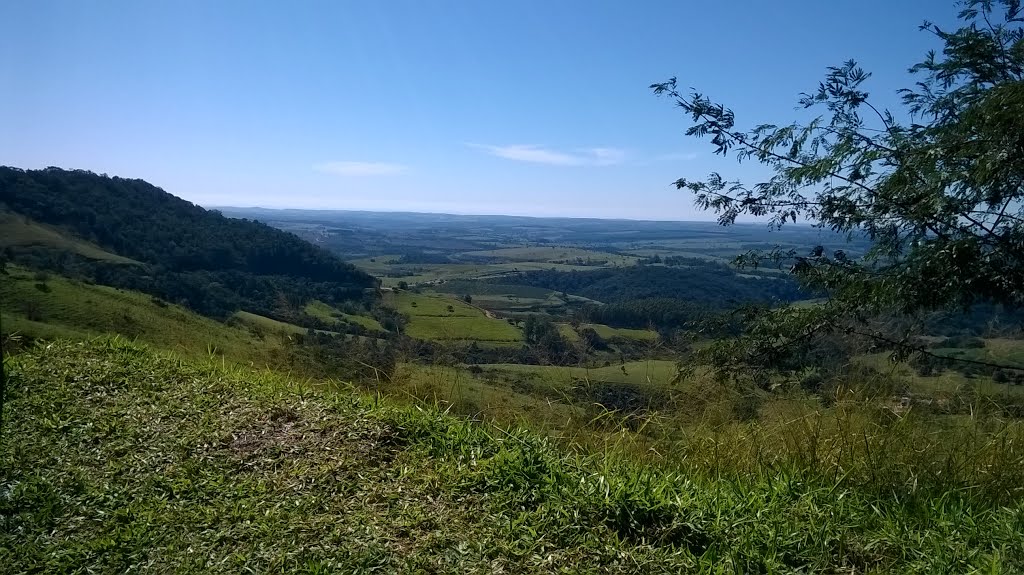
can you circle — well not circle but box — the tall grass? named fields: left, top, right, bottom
left=383, top=355, right=1024, bottom=505
left=5, top=338, right=1023, bottom=572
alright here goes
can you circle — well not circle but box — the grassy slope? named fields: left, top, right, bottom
left=0, top=212, right=140, bottom=264
left=582, top=323, right=659, bottom=342
left=388, top=291, right=522, bottom=343
left=232, top=310, right=308, bottom=335
left=556, top=323, right=581, bottom=342
left=1, top=267, right=286, bottom=363
left=859, top=344, right=1024, bottom=398
left=3, top=340, right=1022, bottom=573
left=304, top=299, right=385, bottom=332
left=481, top=360, right=680, bottom=388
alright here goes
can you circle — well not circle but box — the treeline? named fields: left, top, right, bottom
left=575, top=297, right=717, bottom=331
left=0, top=167, right=377, bottom=318
left=495, top=263, right=805, bottom=307
left=290, top=329, right=598, bottom=382
left=922, top=305, right=1024, bottom=338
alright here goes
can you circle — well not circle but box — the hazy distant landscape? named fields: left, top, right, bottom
left=4, top=165, right=1024, bottom=572
left=5, top=0, right=1024, bottom=573
left=217, top=206, right=873, bottom=266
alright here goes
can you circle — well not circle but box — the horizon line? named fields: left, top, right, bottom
left=205, top=204, right=792, bottom=226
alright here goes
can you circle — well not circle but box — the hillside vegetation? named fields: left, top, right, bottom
left=388, top=291, right=522, bottom=344
left=497, top=265, right=803, bottom=306
left=0, top=266, right=288, bottom=364
left=0, top=211, right=139, bottom=265
left=0, top=167, right=376, bottom=319
left=4, top=340, right=1022, bottom=573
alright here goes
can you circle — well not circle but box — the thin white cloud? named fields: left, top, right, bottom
left=633, top=151, right=700, bottom=166
left=469, top=144, right=626, bottom=166
left=314, top=161, right=408, bottom=176
left=656, top=151, right=699, bottom=162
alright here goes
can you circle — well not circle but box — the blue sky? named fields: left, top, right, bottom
left=2, top=1, right=958, bottom=220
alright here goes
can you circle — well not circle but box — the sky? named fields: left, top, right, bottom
left=1, top=0, right=960, bottom=220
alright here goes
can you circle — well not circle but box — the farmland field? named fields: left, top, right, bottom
left=459, top=246, right=637, bottom=265
left=303, top=299, right=385, bottom=332
left=386, top=291, right=524, bottom=343
left=581, top=323, right=659, bottom=342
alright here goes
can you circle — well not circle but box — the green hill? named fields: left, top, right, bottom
left=0, top=265, right=289, bottom=365
left=0, top=211, right=139, bottom=265
left=0, top=166, right=376, bottom=319
left=3, top=340, right=1021, bottom=573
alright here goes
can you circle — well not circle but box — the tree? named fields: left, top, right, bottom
left=653, top=0, right=1024, bottom=374
left=579, top=327, right=607, bottom=350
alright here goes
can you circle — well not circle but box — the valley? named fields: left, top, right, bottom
left=4, top=169, right=1024, bottom=572
left=7, top=1, right=1024, bottom=571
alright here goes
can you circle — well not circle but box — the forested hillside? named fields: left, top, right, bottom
left=497, top=262, right=804, bottom=306
left=0, top=167, right=376, bottom=317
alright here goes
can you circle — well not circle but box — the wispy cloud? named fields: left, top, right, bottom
left=632, top=151, right=700, bottom=167
left=654, top=151, right=698, bottom=162
left=314, top=161, right=408, bottom=176
left=469, top=144, right=626, bottom=166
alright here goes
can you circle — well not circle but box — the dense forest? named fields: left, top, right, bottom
left=496, top=262, right=805, bottom=307
left=0, top=167, right=376, bottom=318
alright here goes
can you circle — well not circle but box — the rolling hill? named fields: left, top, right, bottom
left=0, top=166, right=377, bottom=319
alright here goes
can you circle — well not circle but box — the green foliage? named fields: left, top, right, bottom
left=578, top=297, right=712, bottom=331
left=0, top=167, right=376, bottom=319
left=0, top=265, right=287, bottom=364
left=499, top=262, right=803, bottom=307
left=391, top=292, right=521, bottom=343
left=303, top=299, right=386, bottom=333
left=579, top=326, right=607, bottom=350
left=4, top=341, right=1023, bottom=573
left=0, top=211, right=140, bottom=264
left=580, top=322, right=658, bottom=342
left=653, top=1, right=1024, bottom=372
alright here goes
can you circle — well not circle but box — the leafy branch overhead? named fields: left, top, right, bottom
left=653, top=0, right=1024, bottom=373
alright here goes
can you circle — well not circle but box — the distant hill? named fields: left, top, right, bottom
left=0, top=166, right=377, bottom=318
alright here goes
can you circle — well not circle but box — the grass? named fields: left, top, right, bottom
left=0, top=266, right=286, bottom=363
left=932, top=338, right=1024, bottom=368
left=390, top=291, right=481, bottom=317
left=3, top=340, right=1023, bottom=573
left=462, top=295, right=551, bottom=312
left=404, top=316, right=522, bottom=342
left=434, top=281, right=555, bottom=299
left=481, top=360, right=680, bottom=389
left=303, top=299, right=385, bottom=332
left=394, top=363, right=583, bottom=426
left=859, top=345, right=1024, bottom=398
left=0, top=212, right=140, bottom=265
left=556, top=322, right=581, bottom=342
left=355, top=261, right=606, bottom=287
left=232, top=310, right=308, bottom=335
left=458, top=246, right=637, bottom=265
left=388, top=291, right=523, bottom=343
left=582, top=322, right=659, bottom=342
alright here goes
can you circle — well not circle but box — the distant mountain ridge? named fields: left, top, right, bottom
left=0, top=166, right=377, bottom=318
